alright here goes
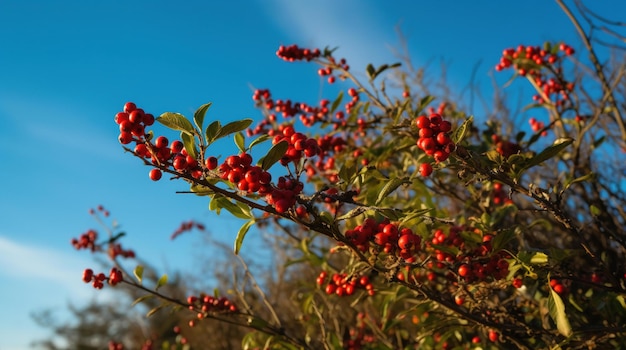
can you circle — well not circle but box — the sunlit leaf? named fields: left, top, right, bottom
left=215, top=119, right=253, bottom=140
left=205, top=120, right=221, bottom=145
left=156, top=274, right=168, bottom=291
left=181, top=131, right=196, bottom=159
left=234, top=220, right=255, bottom=254
left=157, top=112, right=194, bottom=135
left=522, top=137, right=573, bottom=170
left=131, top=294, right=154, bottom=307
left=376, top=177, right=410, bottom=205
left=261, top=140, right=288, bottom=170
left=193, top=102, right=212, bottom=131
left=451, top=116, right=473, bottom=144
left=133, top=265, right=144, bottom=284
left=234, top=132, right=245, bottom=153
left=548, top=281, right=573, bottom=337
left=248, top=134, right=270, bottom=150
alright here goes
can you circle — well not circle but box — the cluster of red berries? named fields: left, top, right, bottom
left=345, top=218, right=422, bottom=261
left=109, top=339, right=154, bottom=350
left=270, top=125, right=321, bottom=165
left=276, top=44, right=321, bottom=62
left=492, top=182, right=513, bottom=206
left=266, top=175, right=304, bottom=214
left=107, top=243, right=136, bottom=259
left=218, top=153, right=272, bottom=193
left=115, top=102, right=154, bottom=145
left=250, top=89, right=339, bottom=131
left=108, top=341, right=124, bottom=350
left=72, top=229, right=98, bottom=252
left=89, top=204, right=110, bottom=217
left=345, top=313, right=376, bottom=350
left=550, top=278, right=568, bottom=295
left=529, top=117, right=548, bottom=136
left=345, top=87, right=360, bottom=115
left=415, top=113, right=454, bottom=176
left=83, top=267, right=123, bottom=289
left=170, top=220, right=206, bottom=240
left=492, top=134, right=521, bottom=158
left=495, top=43, right=574, bottom=73
left=495, top=44, right=575, bottom=106
left=215, top=150, right=303, bottom=214
left=187, top=294, right=238, bottom=315
left=424, top=227, right=511, bottom=283
left=317, top=55, right=350, bottom=84
left=316, top=271, right=375, bottom=297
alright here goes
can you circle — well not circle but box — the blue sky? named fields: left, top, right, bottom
left=1, top=1, right=623, bottom=348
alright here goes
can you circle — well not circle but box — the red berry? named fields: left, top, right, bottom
left=155, top=136, right=169, bottom=149
left=457, top=264, right=470, bottom=277
left=416, top=115, right=430, bottom=129
left=419, top=163, right=433, bottom=177
left=149, top=168, right=162, bottom=181
left=488, top=330, right=499, bottom=342
left=454, top=295, right=464, bottom=305
left=206, top=156, right=218, bottom=170
left=118, top=132, right=133, bottom=144
left=124, top=102, right=137, bottom=113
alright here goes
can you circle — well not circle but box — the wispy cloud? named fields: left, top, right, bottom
left=263, top=0, right=398, bottom=72
left=0, top=92, right=120, bottom=160
left=0, top=234, right=97, bottom=298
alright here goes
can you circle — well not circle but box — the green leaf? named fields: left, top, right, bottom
left=234, top=132, right=245, bottom=153
left=248, top=134, right=271, bottom=150
left=590, top=204, right=601, bottom=216
left=261, top=140, right=288, bottom=170
left=522, top=137, right=573, bottom=170
left=417, top=95, right=435, bottom=111
left=366, top=64, right=376, bottom=79
left=330, top=91, right=344, bottom=113
left=133, top=265, right=144, bottom=284
left=212, top=195, right=253, bottom=219
left=234, top=220, right=255, bottom=254
left=548, top=282, right=573, bottom=337
left=156, top=274, right=168, bottom=291
left=193, top=102, right=212, bottom=131
left=157, top=112, right=194, bottom=135
left=563, top=172, right=594, bottom=192
left=181, top=131, right=197, bottom=159
left=451, top=116, right=473, bottom=144
left=131, top=294, right=154, bottom=307
left=146, top=304, right=166, bottom=318
left=530, top=252, right=549, bottom=265
left=491, top=228, right=517, bottom=252
left=215, top=119, right=253, bottom=140
left=190, top=184, right=214, bottom=196
left=376, top=177, right=409, bottom=205
left=206, top=120, right=222, bottom=145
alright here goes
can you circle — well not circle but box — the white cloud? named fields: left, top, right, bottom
left=0, top=235, right=99, bottom=298
left=0, top=93, right=120, bottom=160
left=263, top=0, right=397, bottom=72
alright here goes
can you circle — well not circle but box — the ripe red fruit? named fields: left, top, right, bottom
left=274, top=199, right=290, bottom=214
left=206, top=156, right=218, bottom=170
left=454, top=295, right=465, bottom=305
left=118, top=132, right=133, bottom=144
left=124, top=102, right=137, bottom=113
left=419, top=163, right=433, bottom=177
left=155, top=136, right=169, bottom=149
left=149, top=168, right=162, bottom=181
left=416, top=115, right=430, bottom=129
left=457, top=264, right=470, bottom=277
left=488, top=330, right=499, bottom=342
